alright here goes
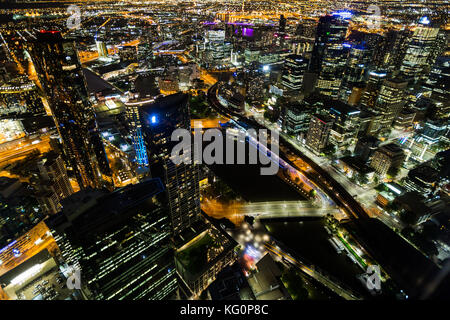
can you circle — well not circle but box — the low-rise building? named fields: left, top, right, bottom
left=370, top=143, right=405, bottom=177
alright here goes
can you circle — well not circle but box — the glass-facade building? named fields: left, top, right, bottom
left=47, top=179, right=177, bottom=300
left=26, top=31, right=112, bottom=190
left=310, top=14, right=349, bottom=98
left=140, top=93, right=201, bottom=236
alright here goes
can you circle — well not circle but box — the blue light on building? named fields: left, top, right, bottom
left=133, top=127, right=148, bottom=166
left=12, top=248, right=20, bottom=257
left=332, top=10, right=352, bottom=19
left=419, top=16, right=430, bottom=25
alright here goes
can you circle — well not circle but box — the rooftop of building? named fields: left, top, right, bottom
left=379, top=143, right=404, bottom=154
left=175, top=214, right=238, bottom=281
left=94, top=61, right=133, bottom=75
left=133, top=74, right=160, bottom=99
left=37, top=151, right=60, bottom=168
left=327, top=100, right=360, bottom=117
left=141, top=92, right=188, bottom=113
left=47, top=178, right=165, bottom=240
left=407, top=164, right=439, bottom=185
left=357, top=135, right=380, bottom=145
left=82, top=68, right=115, bottom=94
left=338, top=156, right=374, bottom=174
left=312, top=113, right=333, bottom=124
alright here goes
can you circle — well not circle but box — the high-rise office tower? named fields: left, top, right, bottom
left=359, top=70, right=387, bottom=111
left=326, top=101, right=361, bottom=150
left=281, top=101, right=313, bottom=138
left=140, top=93, right=200, bottom=235
left=400, top=18, right=439, bottom=82
left=339, top=44, right=371, bottom=102
left=347, top=85, right=365, bottom=106
left=310, top=14, right=349, bottom=98
left=280, top=54, right=308, bottom=95
left=26, top=31, right=112, bottom=190
left=125, top=100, right=149, bottom=166
left=306, top=114, right=333, bottom=154
left=47, top=179, right=177, bottom=300
left=279, top=14, right=287, bottom=33
left=383, top=29, right=413, bottom=71
left=424, top=56, right=449, bottom=119
left=372, top=78, right=408, bottom=133
left=33, top=151, right=74, bottom=215
left=206, top=29, right=226, bottom=61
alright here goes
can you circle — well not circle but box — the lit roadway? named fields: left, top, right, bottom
left=190, top=118, right=229, bottom=129
left=0, top=133, right=53, bottom=166
left=202, top=199, right=337, bottom=220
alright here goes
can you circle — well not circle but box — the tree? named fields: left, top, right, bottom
left=322, top=144, right=336, bottom=158
left=357, top=174, right=369, bottom=186
left=281, top=268, right=309, bottom=300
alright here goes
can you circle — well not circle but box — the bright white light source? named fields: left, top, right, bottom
left=10, top=264, right=43, bottom=285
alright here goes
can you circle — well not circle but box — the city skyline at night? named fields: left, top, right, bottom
left=0, top=0, right=448, bottom=313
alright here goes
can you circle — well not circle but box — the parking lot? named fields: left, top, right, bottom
left=16, top=267, right=74, bottom=300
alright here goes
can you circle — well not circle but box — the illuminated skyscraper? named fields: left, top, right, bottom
left=125, top=100, right=149, bottom=166
left=382, top=29, right=412, bottom=71
left=359, top=70, right=387, bottom=111
left=140, top=93, right=200, bottom=235
left=280, top=54, right=308, bottom=95
left=400, top=18, right=439, bottom=82
left=47, top=179, right=177, bottom=300
left=26, top=31, right=112, bottom=190
left=339, top=44, right=371, bottom=102
left=424, top=56, right=449, bottom=119
left=370, top=143, right=405, bottom=177
left=372, top=78, right=408, bottom=133
left=326, top=101, right=361, bottom=150
left=310, top=13, right=349, bottom=98
left=33, top=151, right=74, bottom=215
left=306, top=114, right=333, bottom=154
